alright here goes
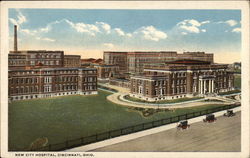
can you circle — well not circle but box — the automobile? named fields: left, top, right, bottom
left=177, top=120, right=190, bottom=130
left=203, top=114, right=217, bottom=123
left=223, top=110, right=236, bottom=117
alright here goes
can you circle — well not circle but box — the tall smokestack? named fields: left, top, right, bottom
left=14, top=25, right=18, bottom=52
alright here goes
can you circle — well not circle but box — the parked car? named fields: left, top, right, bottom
left=177, top=120, right=190, bottom=130
left=223, top=110, right=236, bottom=117
left=203, top=114, right=216, bottom=123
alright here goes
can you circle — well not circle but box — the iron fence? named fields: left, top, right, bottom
left=31, top=104, right=240, bottom=151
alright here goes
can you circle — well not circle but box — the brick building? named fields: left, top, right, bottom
left=64, top=55, right=81, bottom=67
left=130, top=60, right=234, bottom=101
left=9, top=67, right=97, bottom=101
left=103, top=51, right=214, bottom=75
left=109, top=78, right=131, bottom=89
left=8, top=53, right=27, bottom=69
left=8, top=25, right=98, bottom=101
left=103, top=52, right=128, bottom=73
left=9, top=50, right=64, bottom=69
left=94, top=64, right=119, bottom=80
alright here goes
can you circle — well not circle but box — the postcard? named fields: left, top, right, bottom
left=1, top=1, right=249, bottom=158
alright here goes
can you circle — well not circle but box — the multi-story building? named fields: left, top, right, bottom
left=64, top=55, right=81, bottom=67
left=103, top=52, right=128, bottom=73
left=103, top=51, right=214, bottom=75
left=8, top=25, right=98, bottom=101
left=94, top=64, right=119, bottom=80
left=8, top=53, right=27, bottom=69
left=9, top=50, right=64, bottom=68
left=8, top=67, right=97, bottom=101
left=130, top=60, right=234, bottom=101
left=109, top=78, right=131, bottom=89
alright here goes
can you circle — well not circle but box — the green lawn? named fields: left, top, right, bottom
left=124, top=95, right=204, bottom=104
left=9, top=90, right=229, bottom=151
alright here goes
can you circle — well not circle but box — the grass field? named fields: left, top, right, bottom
left=9, top=90, right=229, bottom=151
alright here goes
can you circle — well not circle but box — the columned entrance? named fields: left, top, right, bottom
left=198, top=75, right=215, bottom=95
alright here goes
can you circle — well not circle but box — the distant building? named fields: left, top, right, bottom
left=130, top=60, right=234, bottom=101
left=94, top=64, right=119, bottom=81
left=8, top=53, right=27, bottom=69
left=81, top=58, right=103, bottom=64
left=9, top=50, right=64, bottom=69
left=9, top=68, right=97, bottom=101
left=109, top=78, right=130, bottom=89
left=103, top=51, right=214, bottom=75
left=64, top=55, right=81, bottom=67
left=103, top=52, right=128, bottom=73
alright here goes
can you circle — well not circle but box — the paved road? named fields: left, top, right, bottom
left=101, top=83, right=238, bottom=109
left=92, top=112, right=241, bottom=152
left=107, top=93, right=236, bottom=109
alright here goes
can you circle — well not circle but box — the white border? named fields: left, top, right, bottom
left=1, top=1, right=249, bottom=158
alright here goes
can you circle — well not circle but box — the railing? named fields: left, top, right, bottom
left=30, top=104, right=240, bottom=151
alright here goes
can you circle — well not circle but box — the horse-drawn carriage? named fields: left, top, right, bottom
left=203, top=114, right=216, bottom=123
left=177, top=120, right=190, bottom=130
left=223, top=110, right=236, bottom=117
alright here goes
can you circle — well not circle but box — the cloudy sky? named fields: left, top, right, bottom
left=9, top=9, right=241, bottom=63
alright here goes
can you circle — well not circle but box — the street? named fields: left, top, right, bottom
left=92, top=112, right=241, bottom=152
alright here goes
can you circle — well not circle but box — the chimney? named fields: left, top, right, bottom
left=14, top=25, right=18, bottom=52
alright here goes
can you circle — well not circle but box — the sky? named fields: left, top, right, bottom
left=8, top=9, right=241, bottom=63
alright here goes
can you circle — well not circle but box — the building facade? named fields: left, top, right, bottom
left=130, top=60, right=234, bottom=101
left=8, top=25, right=98, bottom=101
left=94, top=64, right=120, bottom=80
left=9, top=50, right=64, bottom=68
left=8, top=68, right=98, bottom=101
left=103, top=51, right=214, bottom=75
left=109, top=78, right=130, bottom=88
left=103, top=52, right=128, bottom=73
left=8, top=53, right=27, bottom=69
left=64, top=55, right=81, bottom=67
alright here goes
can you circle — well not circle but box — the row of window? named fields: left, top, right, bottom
left=9, top=84, right=97, bottom=95
left=9, top=78, right=38, bottom=84
left=172, top=72, right=186, bottom=77
left=30, top=54, right=62, bottom=59
left=9, top=76, right=97, bottom=85
left=10, top=69, right=96, bottom=75
left=30, top=60, right=60, bottom=66
left=9, top=60, right=26, bottom=66
left=172, top=79, right=186, bottom=86
left=136, top=86, right=187, bottom=95
left=193, top=71, right=227, bottom=76
left=9, top=86, right=39, bottom=94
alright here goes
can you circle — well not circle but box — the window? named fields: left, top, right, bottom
left=30, top=61, right=35, bottom=65
left=30, top=87, right=33, bottom=93
left=44, top=85, right=52, bottom=92
left=44, top=77, right=52, bottom=83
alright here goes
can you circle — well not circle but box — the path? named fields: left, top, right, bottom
left=100, top=83, right=240, bottom=109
